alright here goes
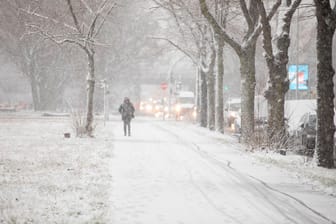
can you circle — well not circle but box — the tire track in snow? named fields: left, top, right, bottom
left=154, top=122, right=335, bottom=224
left=153, top=123, right=276, bottom=223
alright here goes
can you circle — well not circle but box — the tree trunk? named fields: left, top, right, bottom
left=195, top=68, right=201, bottom=124
left=239, top=47, right=256, bottom=142
left=207, top=68, right=215, bottom=130
left=199, top=0, right=264, bottom=142
left=266, top=66, right=288, bottom=145
left=258, top=0, right=298, bottom=146
left=266, top=34, right=291, bottom=147
left=207, top=45, right=216, bottom=131
left=29, top=74, right=39, bottom=111
left=315, top=1, right=335, bottom=168
left=215, top=35, right=225, bottom=133
left=85, top=51, right=95, bottom=137
left=199, top=67, right=208, bottom=127
left=26, top=59, right=41, bottom=111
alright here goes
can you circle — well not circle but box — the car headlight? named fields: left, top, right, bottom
left=229, top=112, right=237, bottom=118
left=175, top=104, right=181, bottom=112
left=192, top=110, right=197, bottom=118
left=145, top=104, right=153, bottom=112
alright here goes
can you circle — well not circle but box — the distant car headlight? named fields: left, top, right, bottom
left=229, top=112, right=237, bottom=118
left=192, top=110, right=197, bottom=118
left=175, top=104, right=181, bottom=113
left=145, top=104, right=153, bottom=112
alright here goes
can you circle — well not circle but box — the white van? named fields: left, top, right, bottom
left=174, top=91, right=196, bottom=120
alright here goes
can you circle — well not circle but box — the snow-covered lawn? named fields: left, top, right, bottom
left=0, top=112, right=335, bottom=223
left=0, top=114, right=113, bottom=223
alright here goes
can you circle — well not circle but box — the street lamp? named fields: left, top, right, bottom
left=167, top=56, right=185, bottom=117
left=99, top=79, right=109, bottom=125
left=296, top=6, right=300, bottom=100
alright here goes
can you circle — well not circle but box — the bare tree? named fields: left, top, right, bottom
left=200, top=25, right=216, bottom=129
left=95, top=0, right=167, bottom=106
left=0, top=0, right=70, bottom=111
left=25, top=0, right=117, bottom=136
left=256, top=0, right=301, bottom=147
left=151, top=0, right=218, bottom=128
left=314, top=0, right=336, bottom=168
left=199, top=0, right=281, bottom=142
left=212, top=0, right=230, bottom=133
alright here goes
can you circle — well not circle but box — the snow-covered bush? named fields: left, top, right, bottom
left=71, top=110, right=89, bottom=137
left=249, top=123, right=295, bottom=153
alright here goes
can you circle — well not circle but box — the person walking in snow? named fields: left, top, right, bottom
left=118, top=97, right=135, bottom=136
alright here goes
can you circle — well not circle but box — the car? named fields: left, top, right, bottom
left=173, top=91, right=196, bottom=121
left=296, top=112, right=317, bottom=151
left=224, top=98, right=241, bottom=127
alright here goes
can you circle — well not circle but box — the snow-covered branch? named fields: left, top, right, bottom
left=65, top=0, right=83, bottom=35
left=244, top=0, right=281, bottom=49
left=239, top=0, right=253, bottom=29
left=28, top=24, right=87, bottom=52
left=19, top=7, right=77, bottom=32
left=79, top=0, right=93, bottom=14
left=149, top=36, right=197, bottom=64
left=199, top=0, right=242, bottom=55
left=93, top=2, right=118, bottom=38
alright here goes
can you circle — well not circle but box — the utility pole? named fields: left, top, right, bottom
left=296, top=7, right=300, bottom=100
left=100, top=79, right=109, bottom=126
left=167, top=56, right=185, bottom=118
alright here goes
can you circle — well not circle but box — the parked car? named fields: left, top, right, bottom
left=296, top=112, right=317, bottom=151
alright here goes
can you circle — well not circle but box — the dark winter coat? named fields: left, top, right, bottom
left=119, top=101, right=135, bottom=122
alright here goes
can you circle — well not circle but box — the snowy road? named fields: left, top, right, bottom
left=109, top=117, right=335, bottom=224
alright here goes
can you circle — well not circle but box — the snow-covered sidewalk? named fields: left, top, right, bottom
left=1, top=113, right=335, bottom=224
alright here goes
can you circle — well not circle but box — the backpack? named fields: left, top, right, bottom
left=121, top=102, right=134, bottom=120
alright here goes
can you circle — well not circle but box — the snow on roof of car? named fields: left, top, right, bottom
left=177, top=91, right=194, bottom=97
left=285, top=99, right=316, bottom=131
left=226, top=98, right=241, bottom=104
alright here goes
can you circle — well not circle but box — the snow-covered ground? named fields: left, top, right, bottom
left=0, top=112, right=335, bottom=224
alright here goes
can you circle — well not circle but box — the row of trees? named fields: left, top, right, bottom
left=152, top=0, right=335, bottom=168
left=0, top=0, right=334, bottom=167
left=0, top=0, right=74, bottom=111
left=0, top=0, right=166, bottom=136
left=0, top=0, right=118, bottom=136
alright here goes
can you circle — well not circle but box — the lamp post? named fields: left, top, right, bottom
left=296, top=7, right=300, bottom=100
left=167, top=56, right=185, bottom=118
left=99, top=79, right=109, bottom=126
